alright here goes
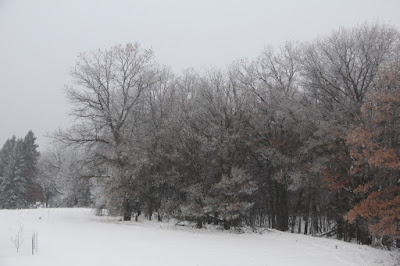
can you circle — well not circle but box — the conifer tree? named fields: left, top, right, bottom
left=22, top=131, right=41, bottom=203
left=0, top=131, right=40, bottom=209
left=0, top=137, right=28, bottom=208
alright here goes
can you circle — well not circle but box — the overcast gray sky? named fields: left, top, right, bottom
left=1, top=0, right=400, bottom=150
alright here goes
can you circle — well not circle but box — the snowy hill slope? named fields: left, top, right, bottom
left=0, top=208, right=398, bottom=266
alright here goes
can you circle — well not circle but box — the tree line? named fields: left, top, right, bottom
left=1, top=22, right=399, bottom=248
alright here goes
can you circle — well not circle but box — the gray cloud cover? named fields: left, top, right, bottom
left=1, top=0, right=400, bottom=149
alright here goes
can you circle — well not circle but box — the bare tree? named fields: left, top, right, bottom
left=256, top=42, right=302, bottom=99
left=56, top=43, right=159, bottom=220
left=11, top=226, right=24, bottom=253
left=37, top=145, right=88, bottom=207
left=301, top=23, right=400, bottom=118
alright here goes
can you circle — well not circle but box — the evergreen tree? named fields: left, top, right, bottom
left=0, top=131, right=41, bottom=209
left=22, top=131, right=40, bottom=177
left=22, top=131, right=41, bottom=204
left=0, top=137, right=28, bottom=208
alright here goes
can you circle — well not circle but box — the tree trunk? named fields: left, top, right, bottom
left=311, top=198, right=319, bottom=236
left=298, top=216, right=302, bottom=234
left=123, top=199, right=132, bottom=221
left=223, top=219, right=230, bottom=230
left=295, top=189, right=304, bottom=234
left=196, top=217, right=203, bottom=229
left=337, top=218, right=343, bottom=240
left=304, top=216, right=309, bottom=235
left=275, top=182, right=288, bottom=231
left=269, top=196, right=276, bottom=229
left=213, top=212, right=219, bottom=225
left=148, top=200, right=153, bottom=221
left=45, top=195, right=49, bottom=208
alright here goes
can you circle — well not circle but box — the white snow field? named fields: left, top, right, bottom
left=0, top=208, right=399, bottom=266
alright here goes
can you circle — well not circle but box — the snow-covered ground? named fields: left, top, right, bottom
left=0, top=208, right=398, bottom=266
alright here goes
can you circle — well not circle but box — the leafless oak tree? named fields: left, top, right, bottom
left=56, top=43, right=159, bottom=220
